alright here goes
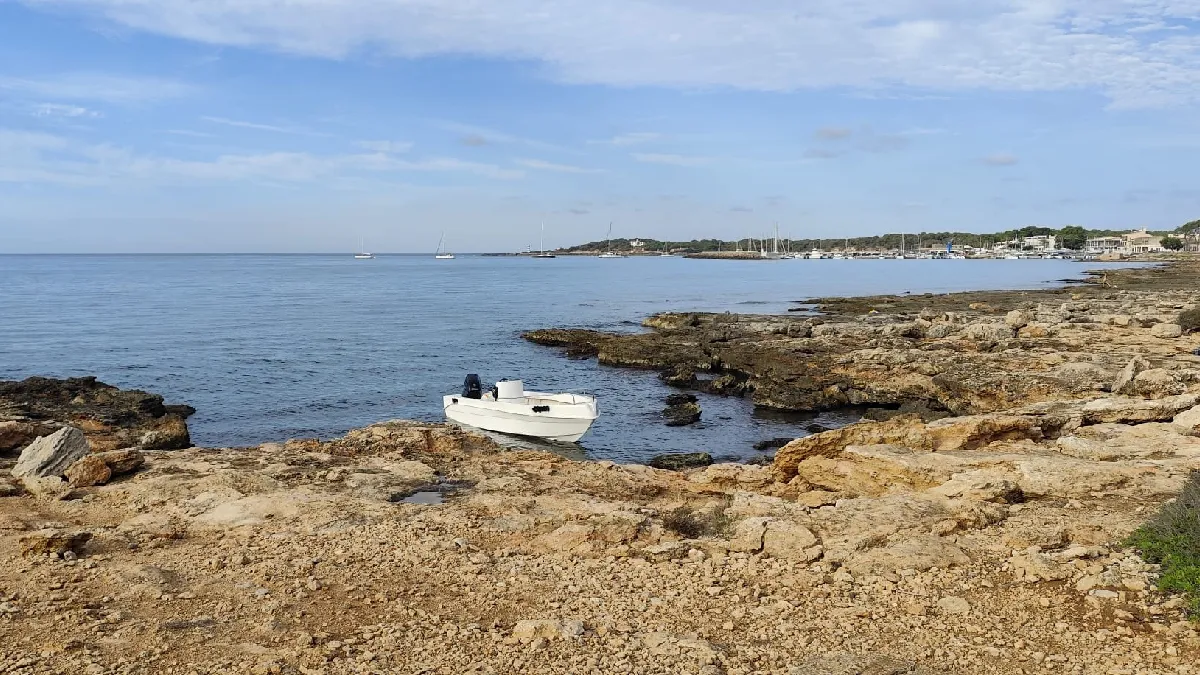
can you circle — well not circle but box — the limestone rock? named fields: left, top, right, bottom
left=648, top=452, right=712, bottom=471
left=19, top=529, right=92, bottom=557
left=1172, top=404, right=1200, bottom=433
left=762, top=520, right=821, bottom=560
left=844, top=534, right=970, bottom=574
left=930, top=470, right=1023, bottom=504
left=140, top=418, right=192, bottom=450
left=511, top=619, right=584, bottom=640
left=94, top=448, right=146, bottom=476
left=1052, top=362, right=1113, bottom=391
left=65, top=455, right=112, bottom=488
left=726, top=517, right=770, bottom=553
left=1005, top=309, right=1032, bottom=329
left=787, top=654, right=927, bottom=675
left=1111, top=356, right=1150, bottom=395
left=0, top=420, right=51, bottom=453
left=1080, top=394, right=1200, bottom=424
left=936, top=596, right=971, bottom=615
left=1127, top=368, right=1183, bottom=398
left=1151, top=323, right=1183, bottom=338
left=963, top=322, right=1015, bottom=343
left=11, top=426, right=90, bottom=479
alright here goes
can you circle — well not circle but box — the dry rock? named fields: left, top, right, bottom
left=11, top=426, right=90, bottom=479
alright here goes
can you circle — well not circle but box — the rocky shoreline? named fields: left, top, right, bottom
left=2, top=258, right=1200, bottom=674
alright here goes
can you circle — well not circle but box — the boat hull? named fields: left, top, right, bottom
left=443, top=395, right=597, bottom=443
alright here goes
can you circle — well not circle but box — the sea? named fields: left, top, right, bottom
left=0, top=254, right=1124, bottom=463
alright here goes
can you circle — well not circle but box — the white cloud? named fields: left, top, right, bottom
left=0, top=72, right=194, bottom=102
left=433, top=121, right=560, bottom=151
left=589, top=132, right=661, bottom=146
left=15, top=0, right=1200, bottom=107
left=982, top=152, right=1020, bottom=166
left=632, top=153, right=712, bottom=167
left=356, top=140, right=414, bottom=153
left=0, top=128, right=524, bottom=185
left=513, top=158, right=604, bottom=174
left=33, top=103, right=102, bottom=118
left=201, top=116, right=307, bottom=134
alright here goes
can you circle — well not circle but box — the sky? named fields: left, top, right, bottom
left=1, top=0, right=1199, bottom=253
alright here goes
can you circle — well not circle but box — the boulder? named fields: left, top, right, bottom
left=1127, top=368, right=1184, bottom=398
left=1080, top=394, right=1200, bottom=425
left=1111, top=356, right=1151, bottom=395
left=647, top=452, right=712, bottom=471
left=1052, top=362, right=1113, bottom=391
left=773, top=416, right=928, bottom=479
left=963, top=322, right=1015, bottom=343
left=1005, top=310, right=1032, bottom=329
left=140, top=418, right=192, bottom=450
left=762, top=521, right=822, bottom=561
left=64, top=455, right=112, bottom=488
left=19, top=529, right=92, bottom=557
left=0, top=420, right=51, bottom=453
left=726, top=517, right=770, bottom=553
left=924, top=414, right=1043, bottom=451
left=663, top=401, right=702, bottom=427
left=11, top=426, right=90, bottom=479
left=94, top=448, right=146, bottom=476
left=1172, top=404, right=1200, bottom=433
left=1151, top=323, right=1183, bottom=339
left=936, top=596, right=971, bottom=615
left=511, top=619, right=584, bottom=640
left=844, top=535, right=970, bottom=574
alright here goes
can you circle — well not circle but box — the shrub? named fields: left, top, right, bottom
left=661, top=501, right=732, bottom=539
left=1126, top=470, right=1200, bottom=617
left=1179, top=308, right=1200, bottom=334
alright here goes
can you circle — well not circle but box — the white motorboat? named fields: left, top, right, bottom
left=444, top=376, right=598, bottom=443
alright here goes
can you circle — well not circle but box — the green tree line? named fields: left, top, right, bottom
left=558, top=219, right=1197, bottom=254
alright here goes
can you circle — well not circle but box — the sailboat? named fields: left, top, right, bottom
left=354, top=237, right=374, bottom=259
left=659, top=243, right=673, bottom=257
left=533, top=221, right=556, bottom=258
left=434, top=232, right=455, bottom=259
left=598, top=222, right=625, bottom=258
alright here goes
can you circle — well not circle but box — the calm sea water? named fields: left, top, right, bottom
left=0, top=254, right=1116, bottom=462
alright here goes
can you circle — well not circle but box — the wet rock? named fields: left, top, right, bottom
left=64, top=455, right=112, bottom=488
left=665, top=393, right=698, bottom=406
left=647, top=452, right=712, bottom=471
left=753, top=437, right=795, bottom=451
left=11, top=426, right=90, bottom=479
left=663, top=401, right=702, bottom=426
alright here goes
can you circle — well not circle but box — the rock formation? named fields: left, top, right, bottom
left=0, top=376, right=194, bottom=452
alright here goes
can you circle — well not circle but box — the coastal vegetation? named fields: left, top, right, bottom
left=1127, top=471, right=1200, bottom=616
left=559, top=220, right=1197, bottom=253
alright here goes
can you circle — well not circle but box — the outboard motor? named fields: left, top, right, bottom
left=462, top=374, right=483, bottom=399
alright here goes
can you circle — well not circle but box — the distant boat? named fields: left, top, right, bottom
left=533, top=221, right=556, bottom=258
left=354, top=237, right=374, bottom=259
left=599, top=222, right=626, bottom=258
left=435, top=232, right=455, bottom=259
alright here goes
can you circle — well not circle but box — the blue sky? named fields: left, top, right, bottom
left=1, top=0, right=1199, bottom=253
